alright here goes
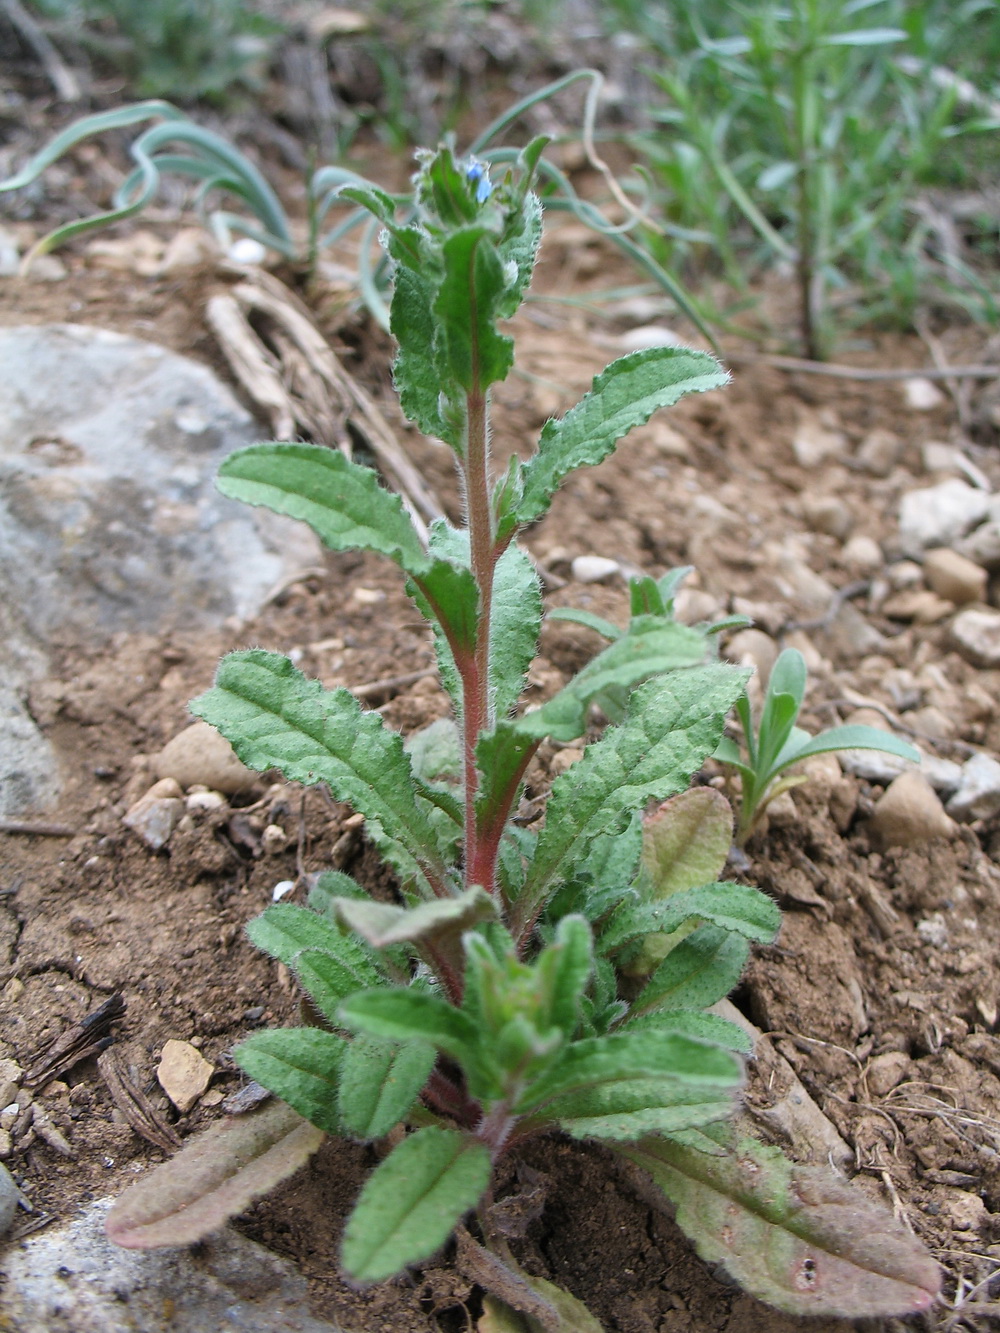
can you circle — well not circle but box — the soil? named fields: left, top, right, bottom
left=4, top=82, right=1000, bottom=1333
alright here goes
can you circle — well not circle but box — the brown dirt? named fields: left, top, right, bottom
left=3, top=202, right=1000, bottom=1333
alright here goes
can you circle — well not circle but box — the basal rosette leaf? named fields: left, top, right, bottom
left=638, top=788, right=734, bottom=900
left=516, top=347, right=729, bottom=525
left=618, top=1133, right=941, bottom=1318
left=341, top=1126, right=492, bottom=1281
left=192, top=649, right=452, bottom=897
left=628, top=925, right=751, bottom=1020
left=245, top=902, right=383, bottom=992
left=105, top=1100, right=325, bottom=1249
left=601, top=883, right=781, bottom=955
left=233, top=1028, right=346, bottom=1135
left=337, top=1035, right=436, bottom=1141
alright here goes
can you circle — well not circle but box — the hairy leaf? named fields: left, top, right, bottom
left=543, top=915, right=594, bottom=1035
left=341, top=1127, right=491, bottom=1280
left=638, top=788, right=733, bottom=899
left=629, top=925, right=750, bottom=1018
left=481, top=1275, right=604, bottom=1333
left=436, top=228, right=514, bottom=391
left=602, top=883, right=781, bottom=954
left=518, top=348, right=729, bottom=524
left=517, top=1028, right=741, bottom=1116
left=233, top=1029, right=345, bottom=1135
left=339, top=988, right=480, bottom=1067
left=512, top=622, right=709, bottom=743
left=390, top=260, right=457, bottom=445
left=216, top=443, right=430, bottom=570
left=624, top=1009, right=753, bottom=1054
left=495, top=189, right=543, bottom=319
left=245, top=902, right=382, bottom=991
left=192, top=650, right=450, bottom=895
left=337, top=1035, right=436, bottom=1141
left=618, top=1133, right=941, bottom=1318
left=331, top=887, right=497, bottom=949
left=105, top=1100, right=325, bottom=1249
left=513, top=664, right=749, bottom=940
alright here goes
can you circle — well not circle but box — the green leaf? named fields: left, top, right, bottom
left=618, top=1133, right=941, bottom=1318
left=330, top=887, right=497, bottom=949
left=337, top=1036, right=436, bottom=1141
left=192, top=650, right=450, bottom=896
left=512, top=663, right=749, bottom=940
left=482, top=1276, right=604, bottom=1333
left=495, top=190, right=543, bottom=319
left=491, top=542, right=543, bottom=718
left=638, top=788, right=734, bottom=899
left=625, top=1009, right=753, bottom=1055
left=216, top=444, right=430, bottom=572
left=780, top=724, right=919, bottom=769
left=436, top=227, right=514, bottom=391
left=406, top=718, right=462, bottom=787
left=517, top=1028, right=741, bottom=1115
left=245, top=903, right=382, bottom=991
left=339, top=988, right=480, bottom=1067
left=630, top=925, right=750, bottom=1018
left=233, top=1029, right=346, bottom=1135
left=517, top=348, right=729, bottom=525
left=513, top=621, right=710, bottom=743
left=390, top=260, right=458, bottom=445
left=602, top=882, right=781, bottom=954
left=474, top=722, right=540, bottom=855
left=542, top=915, right=594, bottom=1035
left=105, top=1099, right=325, bottom=1249
left=546, top=607, right=622, bottom=641
left=341, top=1127, right=491, bottom=1280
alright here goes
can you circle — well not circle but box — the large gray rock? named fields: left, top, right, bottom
left=0, top=325, right=324, bottom=815
left=0, top=1197, right=348, bottom=1332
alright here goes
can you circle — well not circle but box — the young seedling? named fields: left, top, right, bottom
left=716, top=646, right=919, bottom=845
left=105, top=143, right=938, bottom=1324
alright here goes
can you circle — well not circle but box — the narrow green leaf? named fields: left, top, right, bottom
left=638, top=788, right=734, bottom=899
left=216, top=444, right=431, bottom=572
left=513, top=664, right=749, bottom=940
left=602, top=883, right=781, bottom=954
left=495, top=189, right=543, bottom=318
left=475, top=722, right=539, bottom=850
left=337, top=1035, right=436, bottom=1141
left=233, top=1029, right=345, bottom=1135
left=436, top=228, right=514, bottom=391
left=341, top=1127, right=491, bottom=1280
left=543, top=915, right=594, bottom=1035
left=339, top=988, right=480, bottom=1066
left=618, top=1134, right=941, bottom=1318
left=546, top=607, right=622, bottom=641
left=630, top=925, right=750, bottom=1018
left=513, top=621, right=710, bottom=743
left=390, top=260, right=459, bottom=445
left=491, top=542, right=543, bottom=718
left=105, top=1100, right=324, bottom=1249
left=781, top=724, right=919, bottom=769
left=192, top=650, right=450, bottom=896
left=331, top=887, right=497, bottom=949
left=517, top=348, right=729, bottom=525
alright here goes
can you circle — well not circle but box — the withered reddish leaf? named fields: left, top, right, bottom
left=619, top=1133, right=941, bottom=1319
left=105, top=1100, right=324, bottom=1249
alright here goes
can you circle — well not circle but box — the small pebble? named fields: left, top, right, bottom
left=571, top=555, right=621, bottom=584
left=0, top=1162, right=20, bottom=1235
left=185, top=789, right=227, bottom=814
left=725, top=629, right=779, bottom=690
left=866, top=1051, right=911, bottom=1098
left=956, top=520, right=1000, bottom=570
left=867, top=771, right=955, bottom=848
left=946, top=752, right=1000, bottom=823
left=923, top=547, right=987, bottom=605
left=880, top=589, right=953, bottom=625
left=122, top=779, right=184, bottom=851
left=855, top=428, right=901, bottom=477
left=156, top=1039, right=214, bottom=1114
left=802, top=494, right=853, bottom=540
left=949, top=607, right=1000, bottom=669
left=271, top=879, right=296, bottom=903
left=840, top=535, right=883, bottom=576
left=792, top=413, right=846, bottom=468
left=902, top=377, right=945, bottom=410
left=156, top=721, right=257, bottom=795
left=227, top=237, right=267, bottom=265
left=898, top=480, right=990, bottom=550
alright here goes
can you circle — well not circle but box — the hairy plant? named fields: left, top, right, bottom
left=104, top=143, right=939, bottom=1325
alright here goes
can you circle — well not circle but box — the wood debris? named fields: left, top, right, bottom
left=24, top=993, right=126, bottom=1088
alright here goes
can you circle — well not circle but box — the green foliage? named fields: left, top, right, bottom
left=604, top=0, right=1000, bottom=354
left=715, top=647, right=920, bottom=844
left=104, top=141, right=938, bottom=1320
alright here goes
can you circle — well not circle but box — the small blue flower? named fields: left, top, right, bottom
left=466, top=160, right=493, bottom=204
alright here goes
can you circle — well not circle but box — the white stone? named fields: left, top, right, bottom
left=903, top=377, right=945, bottom=410
left=956, top=520, right=1000, bottom=570
left=227, top=237, right=268, bottom=265
left=922, top=547, right=987, bottom=605
left=855, top=428, right=901, bottom=477
left=792, top=414, right=846, bottom=468
left=840, top=535, right=883, bottom=575
left=571, top=555, right=621, bottom=583
left=898, top=480, right=991, bottom=550
left=949, top=607, right=1000, bottom=668
left=122, top=779, right=184, bottom=851
left=946, top=752, right=1000, bottom=822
